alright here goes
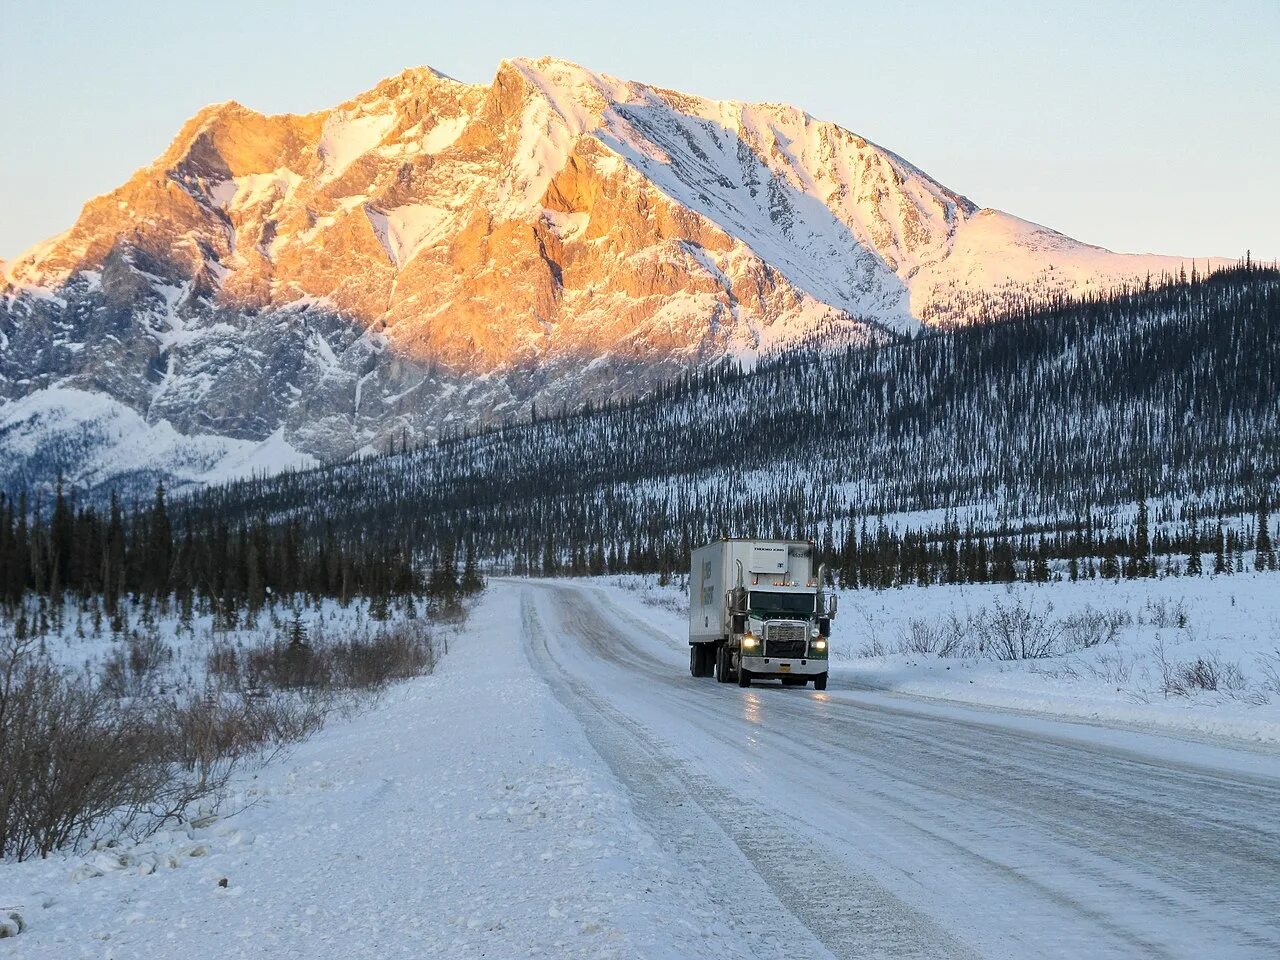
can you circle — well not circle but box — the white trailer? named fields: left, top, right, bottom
left=688, top=538, right=836, bottom=689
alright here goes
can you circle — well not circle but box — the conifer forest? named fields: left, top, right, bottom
left=4, top=262, right=1276, bottom=608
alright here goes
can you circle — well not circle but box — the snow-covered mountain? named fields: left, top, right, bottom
left=0, top=388, right=315, bottom=501
left=0, top=57, right=1226, bottom=493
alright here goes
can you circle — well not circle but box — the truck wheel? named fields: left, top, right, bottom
left=715, top=645, right=732, bottom=683
left=814, top=673, right=828, bottom=691
left=689, top=646, right=699, bottom=677
left=737, top=663, right=751, bottom=688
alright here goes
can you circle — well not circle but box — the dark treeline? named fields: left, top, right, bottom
left=168, top=262, right=1279, bottom=583
left=6, top=262, right=1279, bottom=596
left=0, top=480, right=483, bottom=620
left=828, top=494, right=1276, bottom=588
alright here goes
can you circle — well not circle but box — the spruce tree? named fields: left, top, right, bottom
left=461, top=539, right=484, bottom=594
left=1134, top=499, right=1150, bottom=577
left=146, top=483, right=172, bottom=599
left=1185, top=523, right=1202, bottom=576
left=1255, top=494, right=1275, bottom=571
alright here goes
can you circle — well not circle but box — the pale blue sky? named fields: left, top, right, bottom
left=3, top=0, right=1276, bottom=260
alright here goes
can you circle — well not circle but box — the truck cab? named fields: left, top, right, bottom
left=737, top=585, right=831, bottom=688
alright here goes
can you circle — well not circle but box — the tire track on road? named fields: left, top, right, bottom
left=521, top=588, right=979, bottom=960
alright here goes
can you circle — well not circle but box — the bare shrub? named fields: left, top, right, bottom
left=1083, top=651, right=1133, bottom=686
left=1155, top=642, right=1248, bottom=697
left=1061, top=606, right=1128, bottom=652
left=858, top=635, right=887, bottom=657
left=244, top=638, right=329, bottom=690
left=898, top=613, right=974, bottom=658
left=941, top=612, right=980, bottom=658
left=899, top=618, right=947, bottom=656
left=642, top=592, right=685, bottom=614
left=330, top=621, right=437, bottom=689
left=158, top=690, right=335, bottom=786
left=205, top=643, right=241, bottom=687
left=429, top=598, right=467, bottom=625
left=0, top=637, right=175, bottom=860
left=213, top=621, right=437, bottom=693
left=1257, top=649, right=1280, bottom=696
left=850, top=606, right=887, bottom=658
left=3, top=609, right=445, bottom=861
left=1146, top=597, right=1190, bottom=629
left=1181, top=655, right=1246, bottom=693
left=100, top=632, right=171, bottom=698
left=986, top=600, right=1062, bottom=660
left=129, top=632, right=171, bottom=679
left=254, top=690, right=346, bottom=741
left=1030, top=658, right=1081, bottom=681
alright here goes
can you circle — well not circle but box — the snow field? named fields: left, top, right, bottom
left=0, top=587, right=759, bottom=958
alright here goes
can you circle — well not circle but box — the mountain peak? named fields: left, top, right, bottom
left=2, top=58, right=1228, bottom=468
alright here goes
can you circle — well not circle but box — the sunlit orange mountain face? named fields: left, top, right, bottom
left=1, top=57, right=1225, bottom=478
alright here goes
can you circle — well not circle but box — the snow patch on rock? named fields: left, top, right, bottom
left=319, top=110, right=397, bottom=182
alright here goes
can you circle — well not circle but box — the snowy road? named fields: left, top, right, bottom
left=520, top=580, right=1280, bottom=959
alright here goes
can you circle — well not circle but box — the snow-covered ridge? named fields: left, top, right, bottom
left=0, top=56, right=1232, bottom=491
left=0, top=388, right=316, bottom=498
left=3, top=55, right=1223, bottom=319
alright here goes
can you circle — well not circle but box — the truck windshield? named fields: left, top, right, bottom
left=748, top=591, right=814, bottom=619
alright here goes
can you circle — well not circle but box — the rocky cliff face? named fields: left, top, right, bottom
left=0, top=57, right=1224, bottom=489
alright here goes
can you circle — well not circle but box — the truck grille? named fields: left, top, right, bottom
left=765, top=622, right=807, bottom=659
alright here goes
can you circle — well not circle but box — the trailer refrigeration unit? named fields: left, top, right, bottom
left=688, top=538, right=837, bottom=689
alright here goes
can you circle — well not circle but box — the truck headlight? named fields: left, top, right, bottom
left=810, top=626, right=820, bottom=638
left=812, top=640, right=827, bottom=651
left=742, top=635, right=759, bottom=650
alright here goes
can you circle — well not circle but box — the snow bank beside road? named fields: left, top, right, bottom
left=1, top=587, right=751, bottom=959
left=836, top=573, right=1280, bottom=743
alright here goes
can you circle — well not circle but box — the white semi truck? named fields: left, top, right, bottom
left=688, top=538, right=836, bottom=689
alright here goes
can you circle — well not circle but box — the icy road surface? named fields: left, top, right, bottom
left=522, top=580, right=1280, bottom=959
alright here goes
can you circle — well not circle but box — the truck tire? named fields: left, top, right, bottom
left=691, top=644, right=712, bottom=678
left=737, top=661, right=751, bottom=687
left=814, top=673, right=828, bottom=691
left=715, top=644, right=732, bottom=683
left=689, top=646, right=699, bottom=677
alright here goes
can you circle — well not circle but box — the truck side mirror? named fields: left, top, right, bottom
left=732, top=614, right=746, bottom=634
left=819, top=617, right=831, bottom=638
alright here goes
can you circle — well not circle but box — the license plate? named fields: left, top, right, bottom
left=778, top=663, right=791, bottom=673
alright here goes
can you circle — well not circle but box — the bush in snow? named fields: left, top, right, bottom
left=1257, top=650, right=1280, bottom=696
left=0, top=612, right=443, bottom=862
left=208, top=619, right=437, bottom=694
left=985, top=600, right=1063, bottom=660
left=1154, top=642, right=1249, bottom=698
left=1059, top=606, right=1130, bottom=651
left=898, top=613, right=974, bottom=658
left=0, top=632, right=188, bottom=861
left=100, top=631, right=172, bottom=698
left=1144, top=597, right=1190, bottom=630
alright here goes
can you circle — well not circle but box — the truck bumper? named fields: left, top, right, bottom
left=740, top=656, right=827, bottom=677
